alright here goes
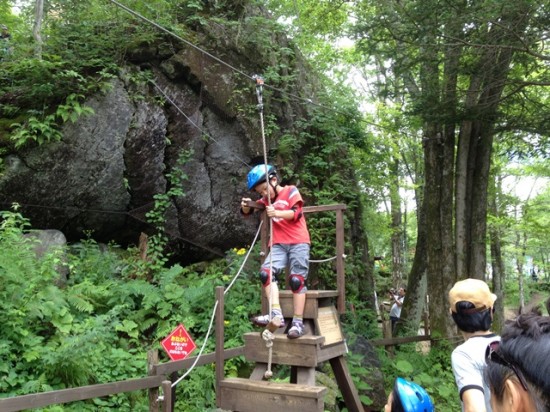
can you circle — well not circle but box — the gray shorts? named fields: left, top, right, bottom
left=261, top=243, right=310, bottom=281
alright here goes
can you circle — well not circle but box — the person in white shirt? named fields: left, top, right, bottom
left=448, top=279, right=499, bottom=412
left=389, top=287, right=405, bottom=333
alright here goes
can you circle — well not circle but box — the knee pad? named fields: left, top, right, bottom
left=260, top=268, right=280, bottom=287
left=288, top=274, right=306, bottom=293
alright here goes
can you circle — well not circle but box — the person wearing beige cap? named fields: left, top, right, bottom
left=448, top=278, right=500, bottom=412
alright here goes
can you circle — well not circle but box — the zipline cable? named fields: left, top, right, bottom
left=149, top=79, right=252, bottom=168
left=106, top=0, right=386, bottom=131
left=107, top=0, right=251, bottom=81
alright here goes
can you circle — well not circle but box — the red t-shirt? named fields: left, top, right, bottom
left=258, top=185, right=310, bottom=245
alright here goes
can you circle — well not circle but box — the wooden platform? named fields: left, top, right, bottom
left=244, top=332, right=347, bottom=367
left=262, top=290, right=339, bottom=319
left=219, top=378, right=326, bottom=412
left=216, top=284, right=363, bottom=412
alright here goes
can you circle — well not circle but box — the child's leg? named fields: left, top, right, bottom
left=263, top=281, right=281, bottom=313
left=251, top=245, right=287, bottom=327
left=287, top=243, right=310, bottom=339
left=292, top=292, right=306, bottom=319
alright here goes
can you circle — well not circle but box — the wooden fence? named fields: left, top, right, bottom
left=0, top=346, right=244, bottom=412
left=0, top=305, right=440, bottom=412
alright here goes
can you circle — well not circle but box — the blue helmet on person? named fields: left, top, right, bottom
left=247, top=164, right=276, bottom=190
left=395, top=377, right=434, bottom=412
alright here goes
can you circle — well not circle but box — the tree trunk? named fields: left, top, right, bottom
left=515, top=230, right=526, bottom=312
left=33, top=0, right=44, bottom=59
left=456, top=5, right=527, bottom=281
left=488, top=174, right=505, bottom=332
left=350, top=199, right=376, bottom=312
left=423, top=125, right=457, bottom=338
left=428, top=2, right=528, bottom=337
left=390, top=158, right=404, bottom=287
left=400, top=190, right=428, bottom=335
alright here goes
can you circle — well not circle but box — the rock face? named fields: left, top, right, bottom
left=0, top=12, right=316, bottom=263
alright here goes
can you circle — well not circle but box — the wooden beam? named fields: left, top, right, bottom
left=330, top=356, right=365, bottom=412
left=335, top=209, right=346, bottom=313
left=370, top=335, right=432, bottom=346
left=0, top=376, right=165, bottom=412
left=215, top=287, right=225, bottom=407
left=304, top=204, right=347, bottom=213
left=243, top=201, right=347, bottom=214
left=152, top=346, right=245, bottom=376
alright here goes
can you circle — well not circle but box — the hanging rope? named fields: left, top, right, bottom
left=253, top=75, right=276, bottom=380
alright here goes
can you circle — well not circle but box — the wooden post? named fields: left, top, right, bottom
left=215, top=286, right=225, bottom=407
left=161, top=380, right=172, bottom=412
left=169, top=373, right=177, bottom=411
left=147, top=350, right=159, bottom=412
left=422, top=310, right=430, bottom=336
left=382, top=309, right=392, bottom=340
left=335, top=209, right=346, bottom=314
left=380, top=304, right=394, bottom=357
left=330, top=356, right=366, bottom=412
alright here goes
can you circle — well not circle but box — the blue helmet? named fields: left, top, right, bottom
left=394, top=377, right=434, bottom=412
left=247, top=164, right=276, bottom=190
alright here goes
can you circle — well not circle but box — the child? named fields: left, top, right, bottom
left=485, top=312, right=550, bottom=411
left=384, top=377, right=434, bottom=412
left=448, top=278, right=499, bottom=412
left=240, top=164, right=310, bottom=339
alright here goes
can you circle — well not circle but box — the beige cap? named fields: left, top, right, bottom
left=448, top=278, right=497, bottom=313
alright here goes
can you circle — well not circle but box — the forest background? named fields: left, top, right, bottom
left=0, top=0, right=549, bottom=411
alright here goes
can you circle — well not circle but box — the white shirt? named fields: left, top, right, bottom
left=451, top=333, right=500, bottom=412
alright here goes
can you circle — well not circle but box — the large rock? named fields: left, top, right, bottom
left=347, top=336, right=387, bottom=411
left=23, top=229, right=69, bottom=285
left=0, top=6, right=321, bottom=263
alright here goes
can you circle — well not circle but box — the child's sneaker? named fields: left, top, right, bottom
left=287, top=320, right=305, bottom=339
left=251, top=313, right=285, bottom=328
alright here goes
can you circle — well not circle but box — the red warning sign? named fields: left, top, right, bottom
left=161, top=324, right=197, bottom=361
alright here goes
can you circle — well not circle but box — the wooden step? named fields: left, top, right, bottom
left=244, top=332, right=347, bottom=367
left=218, top=377, right=326, bottom=412
left=262, top=290, right=339, bottom=319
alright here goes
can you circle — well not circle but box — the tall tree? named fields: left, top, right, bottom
left=32, top=0, right=43, bottom=59
left=353, top=0, right=550, bottom=336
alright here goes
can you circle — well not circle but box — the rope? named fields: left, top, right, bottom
left=254, top=75, right=276, bottom=380
left=309, top=254, right=346, bottom=263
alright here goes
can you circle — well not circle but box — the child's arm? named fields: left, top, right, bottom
left=240, top=197, right=252, bottom=214
left=266, top=205, right=301, bottom=221
left=240, top=198, right=266, bottom=215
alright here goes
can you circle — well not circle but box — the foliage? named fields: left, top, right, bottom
left=378, top=341, right=460, bottom=411
left=0, top=0, right=548, bottom=409
left=140, top=149, right=193, bottom=275
left=0, top=206, right=263, bottom=410
left=9, top=93, right=94, bottom=147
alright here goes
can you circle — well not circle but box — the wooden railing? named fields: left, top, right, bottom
left=0, top=346, right=245, bottom=412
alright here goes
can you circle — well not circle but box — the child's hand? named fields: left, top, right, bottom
left=266, top=205, right=277, bottom=217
